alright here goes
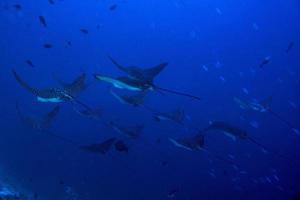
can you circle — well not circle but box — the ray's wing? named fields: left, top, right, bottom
left=12, top=69, right=40, bottom=96
left=64, top=73, right=87, bottom=95
left=41, top=106, right=60, bottom=129
left=108, top=56, right=128, bottom=73
left=142, top=62, right=168, bottom=81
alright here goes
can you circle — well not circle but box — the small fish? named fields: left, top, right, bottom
left=109, top=4, right=118, bottom=11
left=202, top=65, right=208, bottom=71
left=259, top=56, right=271, bottom=68
left=48, top=0, right=55, bottom=5
left=26, top=60, right=35, bottom=67
left=80, top=28, right=89, bottom=34
left=39, top=16, right=47, bottom=27
left=286, top=42, right=294, bottom=53
left=12, top=4, right=22, bottom=11
left=43, top=43, right=53, bottom=48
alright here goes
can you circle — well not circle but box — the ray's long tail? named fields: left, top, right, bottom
left=248, top=137, right=300, bottom=168
left=154, top=86, right=201, bottom=101
left=201, top=148, right=240, bottom=168
left=267, top=109, right=296, bottom=130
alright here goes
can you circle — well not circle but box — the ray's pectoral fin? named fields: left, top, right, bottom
left=142, top=62, right=168, bottom=81
left=12, top=69, right=40, bottom=96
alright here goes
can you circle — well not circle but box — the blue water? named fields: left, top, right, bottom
left=1, top=0, right=300, bottom=199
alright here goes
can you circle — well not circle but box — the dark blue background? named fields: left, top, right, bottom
left=0, top=0, right=300, bottom=199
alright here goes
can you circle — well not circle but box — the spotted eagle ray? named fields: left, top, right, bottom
left=107, top=121, right=144, bottom=139
left=108, top=56, right=168, bottom=84
left=234, top=96, right=299, bottom=135
left=15, top=102, right=75, bottom=143
left=200, top=121, right=299, bottom=167
left=16, top=102, right=60, bottom=131
left=94, top=74, right=201, bottom=101
left=94, top=58, right=201, bottom=101
left=169, top=133, right=236, bottom=165
left=12, top=69, right=92, bottom=111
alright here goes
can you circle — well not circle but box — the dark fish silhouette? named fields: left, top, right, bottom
left=114, top=140, right=129, bottom=153
left=39, top=16, right=47, bottom=27
left=110, top=89, right=147, bottom=107
left=43, top=43, right=53, bottom=48
left=109, top=4, right=118, bottom=11
left=26, top=60, right=35, bottom=67
left=48, top=0, right=55, bottom=5
left=80, top=28, right=89, bottom=34
left=259, top=56, right=270, bottom=68
left=12, top=4, right=22, bottom=11
left=81, top=138, right=116, bottom=154
left=286, top=42, right=294, bottom=53
left=108, top=121, right=144, bottom=139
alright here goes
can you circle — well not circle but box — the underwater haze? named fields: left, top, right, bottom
left=1, top=0, right=300, bottom=199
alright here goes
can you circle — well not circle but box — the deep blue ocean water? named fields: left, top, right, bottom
left=0, top=0, right=300, bottom=199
